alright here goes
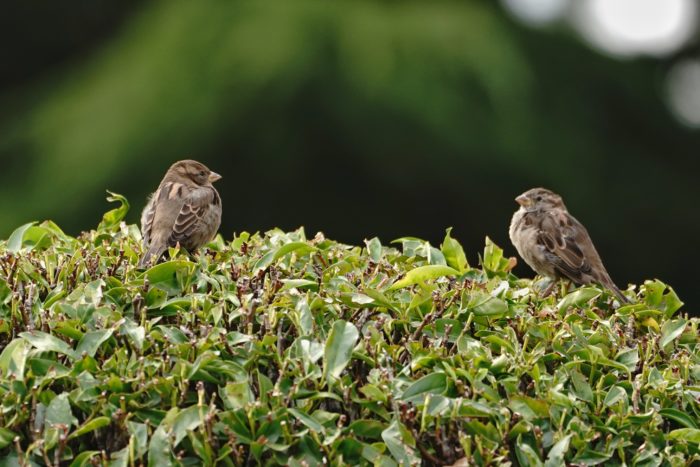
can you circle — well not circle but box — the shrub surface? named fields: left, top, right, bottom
left=0, top=195, right=698, bottom=466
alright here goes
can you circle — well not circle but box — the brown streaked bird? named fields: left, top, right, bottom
left=509, top=187, right=628, bottom=302
left=139, top=160, right=222, bottom=268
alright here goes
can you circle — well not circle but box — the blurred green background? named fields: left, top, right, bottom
left=1, top=0, right=699, bottom=312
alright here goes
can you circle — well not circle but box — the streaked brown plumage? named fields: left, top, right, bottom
left=509, top=187, right=628, bottom=302
left=139, top=160, right=222, bottom=268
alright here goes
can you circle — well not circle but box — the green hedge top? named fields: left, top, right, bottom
left=0, top=194, right=698, bottom=466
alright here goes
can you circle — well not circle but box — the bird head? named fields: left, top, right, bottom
left=168, top=160, right=222, bottom=186
left=515, top=187, right=565, bottom=211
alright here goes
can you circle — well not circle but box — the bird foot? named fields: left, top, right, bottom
left=541, top=280, right=557, bottom=298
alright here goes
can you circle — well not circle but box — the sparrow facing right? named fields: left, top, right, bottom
left=509, top=187, right=628, bottom=302
left=139, top=160, right=222, bottom=268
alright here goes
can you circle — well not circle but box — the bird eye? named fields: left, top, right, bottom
left=536, top=196, right=542, bottom=202
left=199, top=171, right=206, bottom=176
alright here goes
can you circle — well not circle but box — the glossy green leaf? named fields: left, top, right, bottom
left=482, top=237, right=514, bottom=277
left=381, top=420, right=419, bottom=466
left=0, top=338, right=29, bottom=379
left=144, top=260, right=195, bottom=294
left=545, top=435, right=571, bottom=467
left=389, top=264, right=459, bottom=290
left=223, top=381, right=253, bottom=410
left=557, top=287, right=601, bottom=312
left=468, top=293, right=509, bottom=317
left=68, top=451, right=101, bottom=467
left=280, top=279, right=318, bottom=291
left=603, top=386, right=627, bottom=407
left=441, top=227, right=469, bottom=272
left=127, top=421, right=149, bottom=458
left=667, top=428, right=700, bottom=444
left=148, top=423, right=173, bottom=466
left=615, top=347, right=639, bottom=372
left=288, top=408, right=325, bottom=434
left=6, top=221, right=36, bottom=252
left=122, top=320, right=145, bottom=351
left=509, top=396, right=549, bottom=420
left=643, top=280, right=684, bottom=318
left=99, top=191, right=130, bottom=230
left=68, top=417, right=110, bottom=440
left=570, top=370, right=593, bottom=403
left=75, top=329, right=113, bottom=358
left=323, top=320, right=359, bottom=381
left=515, top=438, right=543, bottom=467
left=572, top=449, right=612, bottom=465
left=348, top=420, right=386, bottom=439
left=20, top=331, right=76, bottom=359
left=659, top=319, right=687, bottom=349
left=45, top=393, right=78, bottom=429
left=254, top=241, right=317, bottom=271
left=365, top=237, right=383, bottom=262
left=295, top=297, right=314, bottom=336
left=400, top=372, right=447, bottom=401
left=660, top=408, right=698, bottom=429
left=172, top=405, right=206, bottom=446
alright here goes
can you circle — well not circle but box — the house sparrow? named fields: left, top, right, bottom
left=509, top=188, right=628, bottom=302
left=139, top=160, right=222, bottom=267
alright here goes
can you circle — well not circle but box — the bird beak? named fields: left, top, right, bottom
left=515, top=194, right=530, bottom=207
left=208, top=172, right=222, bottom=183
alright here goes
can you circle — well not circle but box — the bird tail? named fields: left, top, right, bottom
left=138, top=244, right=166, bottom=268
left=606, top=281, right=630, bottom=304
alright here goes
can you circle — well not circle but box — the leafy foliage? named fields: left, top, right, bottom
left=0, top=195, right=698, bottom=466
left=3, top=0, right=700, bottom=314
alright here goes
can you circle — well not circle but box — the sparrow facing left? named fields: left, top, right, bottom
left=139, top=160, right=222, bottom=267
left=509, top=187, right=628, bottom=302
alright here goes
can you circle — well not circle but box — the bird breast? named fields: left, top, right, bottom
left=509, top=209, right=556, bottom=278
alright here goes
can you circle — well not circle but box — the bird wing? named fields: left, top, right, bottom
left=167, top=186, right=220, bottom=248
left=534, top=208, right=628, bottom=302
left=536, top=209, right=604, bottom=285
left=141, top=194, right=157, bottom=246
left=138, top=182, right=188, bottom=267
